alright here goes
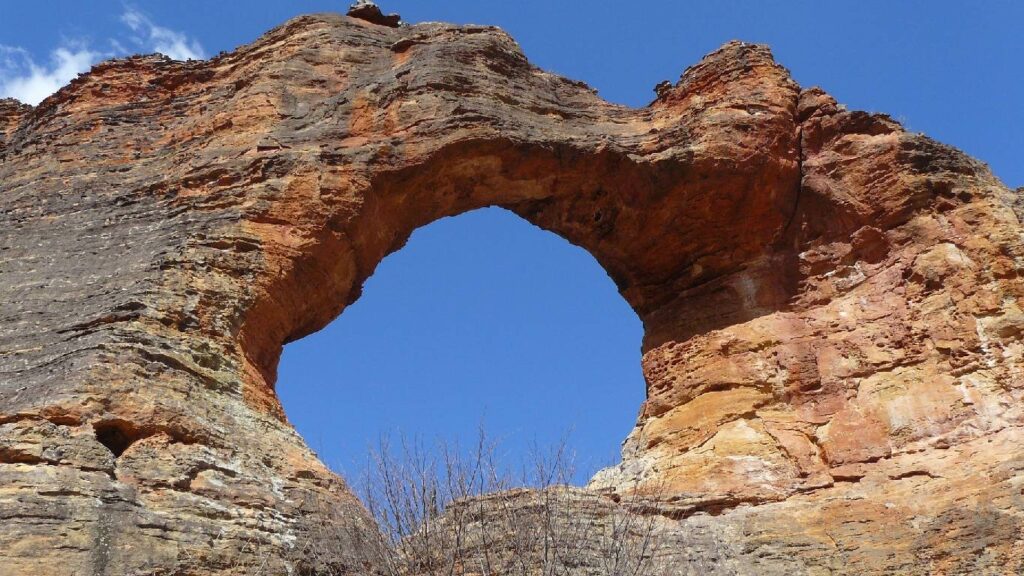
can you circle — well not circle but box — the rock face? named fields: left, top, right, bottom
left=1, top=10, right=1022, bottom=576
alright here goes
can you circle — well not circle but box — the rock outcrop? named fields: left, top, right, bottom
left=1, top=7, right=1021, bottom=576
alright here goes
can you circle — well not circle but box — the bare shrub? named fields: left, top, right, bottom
left=300, top=430, right=660, bottom=575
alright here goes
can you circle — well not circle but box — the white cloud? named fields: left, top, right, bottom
left=0, top=9, right=205, bottom=105
left=0, top=44, right=98, bottom=105
left=121, top=8, right=205, bottom=62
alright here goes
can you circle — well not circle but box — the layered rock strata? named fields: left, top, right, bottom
left=1, top=7, right=1021, bottom=575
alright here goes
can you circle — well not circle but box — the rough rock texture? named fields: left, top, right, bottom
left=1, top=9, right=1022, bottom=576
left=346, top=0, right=401, bottom=28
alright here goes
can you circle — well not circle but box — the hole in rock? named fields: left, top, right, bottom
left=93, top=420, right=141, bottom=458
left=277, top=207, right=645, bottom=485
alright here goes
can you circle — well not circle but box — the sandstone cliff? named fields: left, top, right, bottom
left=1, top=7, right=1021, bottom=575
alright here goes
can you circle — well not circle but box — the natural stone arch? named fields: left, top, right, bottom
left=272, top=202, right=647, bottom=475
left=1, top=10, right=1022, bottom=576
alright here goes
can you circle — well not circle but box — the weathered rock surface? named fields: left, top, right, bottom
left=1, top=8, right=1022, bottom=576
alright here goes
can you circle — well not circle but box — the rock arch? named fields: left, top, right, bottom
left=273, top=203, right=647, bottom=476
left=1, top=11, right=1022, bottom=575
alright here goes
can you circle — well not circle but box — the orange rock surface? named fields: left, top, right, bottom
left=1, top=8, right=1021, bottom=575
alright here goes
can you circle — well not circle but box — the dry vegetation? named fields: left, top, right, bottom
left=292, top=431, right=660, bottom=576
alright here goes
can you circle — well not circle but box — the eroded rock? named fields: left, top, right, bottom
left=347, top=1, right=401, bottom=28
left=0, top=9, right=1021, bottom=576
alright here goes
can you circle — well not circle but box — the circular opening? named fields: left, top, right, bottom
left=277, top=207, right=644, bottom=485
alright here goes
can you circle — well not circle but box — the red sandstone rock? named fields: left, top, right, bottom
left=0, top=10, right=1021, bottom=576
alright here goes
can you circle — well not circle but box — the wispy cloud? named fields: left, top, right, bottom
left=120, top=8, right=204, bottom=62
left=0, top=8, right=205, bottom=105
left=0, top=44, right=99, bottom=105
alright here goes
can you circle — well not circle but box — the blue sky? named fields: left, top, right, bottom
left=3, top=2, right=1020, bottom=482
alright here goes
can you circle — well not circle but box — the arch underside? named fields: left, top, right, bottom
left=1, top=12, right=1022, bottom=575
